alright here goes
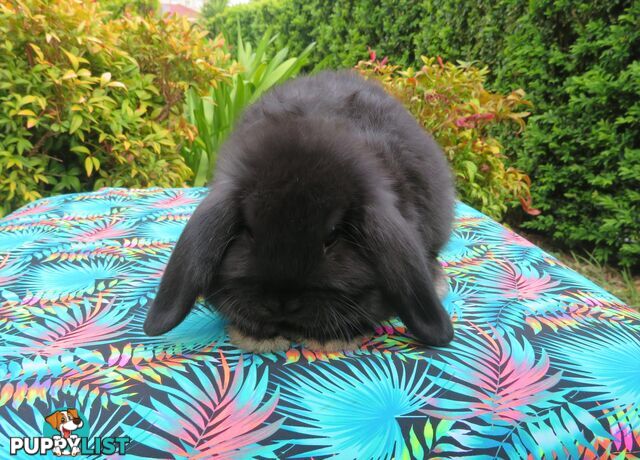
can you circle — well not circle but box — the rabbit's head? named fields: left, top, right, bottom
left=144, top=115, right=453, bottom=346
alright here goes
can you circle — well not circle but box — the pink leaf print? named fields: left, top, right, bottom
left=153, top=191, right=200, bottom=209
left=424, top=323, right=563, bottom=423
left=133, top=353, right=284, bottom=459
left=6, top=295, right=130, bottom=357
left=477, top=260, right=560, bottom=301
left=4, top=201, right=52, bottom=220
left=500, top=228, right=536, bottom=248
left=77, top=220, right=133, bottom=242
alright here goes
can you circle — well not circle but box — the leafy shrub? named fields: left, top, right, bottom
left=208, top=0, right=639, bottom=268
left=356, top=54, right=535, bottom=220
left=101, top=0, right=159, bottom=18
left=412, top=0, right=639, bottom=267
left=201, top=0, right=227, bottom=20
left=493, top=1, right=640, bottom=268
left=0, top=0, right=229, bottom=216
left=113, top=13, right=230, bottom=126
left=206, top=0, right=424, bottom=71
left=183, top=30, right=314, bottom=185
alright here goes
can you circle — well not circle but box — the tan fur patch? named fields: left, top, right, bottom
left=303, top=337, right=365, bottom=353
left=227, top=325, right=291, bottom=353
left=434, top=266, right=449, bottom=299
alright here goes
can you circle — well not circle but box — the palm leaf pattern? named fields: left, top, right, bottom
left=121, top=355, right=284, bottom=459
left=0, top=188, right=638, bottom=458
left=425, top=323, right=565, bottom=422
left=0, top=295, right=130, bottom=358
left=276, top=356, right=441, bottom=459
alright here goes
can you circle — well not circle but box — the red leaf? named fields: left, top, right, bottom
left=455, top=113, right=496, bottom=128
left=455, top=116, right=473, bottom=128
left=520, top=196, right=541, bottom=216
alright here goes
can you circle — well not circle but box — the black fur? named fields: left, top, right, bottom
left=144, top=70, right=455, bottom=346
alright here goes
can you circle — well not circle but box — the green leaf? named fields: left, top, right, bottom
left=435, top=419, right=454, bottom=441
left=462, top=160, right=478, bottom=181
left=62, top=49, right=80, bottom=71
left=423, top=419, right=433, bottom=450
left=69, top=115, right=83, bottom=134
left=192, top=151, right=209, bottom=187
left=20, top=95, right=37, bottom=105
left=409, top=425, right=424, bottom=459
left=28, top=43, right=44, bottom=61
left=17, top=109, right=36, bottom=117
left=84, top=156, right=93, bottom=176
left=62, top=70, right=77, bottom=80
left=107, top=81, right=127, bottom=89
left=71, top=145, right=90, bottom=155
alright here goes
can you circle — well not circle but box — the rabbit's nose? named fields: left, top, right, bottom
left=265, top=296, right=302, bottom=315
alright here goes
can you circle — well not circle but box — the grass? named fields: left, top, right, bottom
left=563, top=252, right=640, bottom=308
left=520, top=231, right=640, bottom=309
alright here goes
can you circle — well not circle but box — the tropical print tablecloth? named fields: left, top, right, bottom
left=0, top=187, right=638, bottom=459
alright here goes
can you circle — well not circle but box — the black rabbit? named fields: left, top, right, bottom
left=144, top=70, right=455, bottom=352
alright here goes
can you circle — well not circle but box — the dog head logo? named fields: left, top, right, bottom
left=43, top=408, right=87, bottom=456
left=45, top=409, right=83, bottom=439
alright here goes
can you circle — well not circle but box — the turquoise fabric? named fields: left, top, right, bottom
left=0, top=187, right=638, bottom=459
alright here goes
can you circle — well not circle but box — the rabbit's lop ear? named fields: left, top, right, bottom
left=363, top=194, right=454, bottom=347
left=143, top=186, right=237, bottom=336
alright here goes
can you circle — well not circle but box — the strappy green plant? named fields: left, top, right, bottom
left=183, top=29, right=315, bottom=186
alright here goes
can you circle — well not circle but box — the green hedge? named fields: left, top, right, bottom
left=208, top=0, right=640, bottom=268
left=206, top=0, right=425, bottom=70
left=0, top=0, right=229, bottom=216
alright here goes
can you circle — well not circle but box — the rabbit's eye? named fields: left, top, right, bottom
left=323, top=227, right=339, bottom=251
